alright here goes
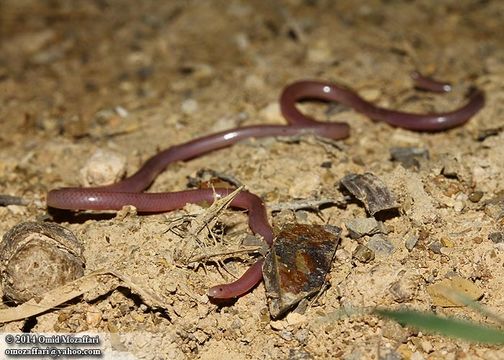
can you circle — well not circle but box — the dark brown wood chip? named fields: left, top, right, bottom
left=340, top=173, right=398, bottom=215
left=263, top=224, right=341, bottom=319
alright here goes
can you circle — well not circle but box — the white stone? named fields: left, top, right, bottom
left=80, top=149, right=127, bottom=186
left=181, top=99, right=199, bottom=114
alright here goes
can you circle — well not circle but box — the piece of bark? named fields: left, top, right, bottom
left=340, top=173, right=398, bottom=215
left=263, top=224, right=341, bottom=319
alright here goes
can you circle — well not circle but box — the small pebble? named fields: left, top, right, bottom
left=488, top=232, right=504, bottom=244
left=367, top=234, right=395, bottom=255
left=86, top=310, right=102, bottom=327
left=441, top=156, right=463, bottom=179
left=380, top=350, right=402, bottom=360
left=294, top=328, right=309, bottom=344
left=306, top=40, right=331, bottom=63
left=484, top=203, right=504, bottom=220
left=440, top=247, right=453, bottom=256
left=428, top=241, right=443, bottom=254
left=80, top=149, right=127, bottom=187
left=353, top=244, right=375, bottom=263
left=345, top=217, right=384, bottom=239
left=242, top=234, right=265, bottom=247
left=259, top=102, right=282, bottom=122
left=115, top=106, right=129, bottom=118
left=389, top=277, right=416, bottom=303
left=440, top=238, right=455, bottom=248
left=335, top=248, right=352, bottom=263
left=359, top=88, right=381, bottom=102
left=286, top=312, right=307, bottom=326
left=270, top=320, right=287, bottom=331
left=6, top=29, right=55, bottom=55
left=382, top=319, right=410, bottom=342
left=130, top=312, right=146, bottom=323
left=405, top=233, right=419, bottom=251
left=193, top=330, right=208, bottom=344
left=278, top=330, right=294, bottom=341
left=192, top=63, right=215, bottom=80
left=320, top=161, right=332, bottom=169
left=244, top=74, right=264, bottom=89
left=181, top=99, right=199, bottom=114
left=390, top=147, right=429, bottom=169
left=420, top=340, right=433, bottom=353
left=6, top=205, right=26, bottom=215
left=411, top=351, right=426, bottom=360
left=468, top=191, right=484, bottom=203
left=288, top=174, right=321, bottom=198
left=472, top=236, right=484, bottom=244
left=288, top=348, right=313, bottom=360
left=453, top=200, right=465, bottom=212
left=396, top=344, right=414, bottom=360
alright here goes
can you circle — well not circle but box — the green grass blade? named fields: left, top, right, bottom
left=444, top=290, right=504, bottom=326
left=375, top=309, right=504, bottom=344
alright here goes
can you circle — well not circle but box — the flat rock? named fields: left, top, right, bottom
left=367, top=234, right=395, bottom=255
left=390, top=147, right=429, bottom=169
left=345, top=217, right=386, bottom=239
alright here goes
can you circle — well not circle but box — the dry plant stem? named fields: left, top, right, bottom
left=186, top=187, right=243, bottom=244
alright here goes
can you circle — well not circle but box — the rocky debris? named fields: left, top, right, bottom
left=404, top=232, right=419, bottom=251
left=345, top=217, right=387, bottom=239
left=367, top=234, right=395, bottom=256
left=488, top=232, right=504, bottom=244
left=352, top=244, right=375, bottom=263
left=390, top=147, right=429, bottom=169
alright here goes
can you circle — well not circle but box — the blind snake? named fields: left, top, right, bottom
left=47, top=72, right=484, bottom=299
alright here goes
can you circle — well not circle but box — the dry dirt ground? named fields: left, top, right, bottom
left=0, top=0, right=503, bottom=359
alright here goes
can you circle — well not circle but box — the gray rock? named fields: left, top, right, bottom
left=390, top=147, right=429, bottom=169
left=488, top=232, right=504, bottom=243
left=345, top=217, right=386, bottom=239
left=405, top=233, right=419, bottom=251
left=428, top=240, right=443, bottom=254
left=367, top=234, right=395, bottom=255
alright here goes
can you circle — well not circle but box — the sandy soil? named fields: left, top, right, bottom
left=0, top=0, right=503, bottom=359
